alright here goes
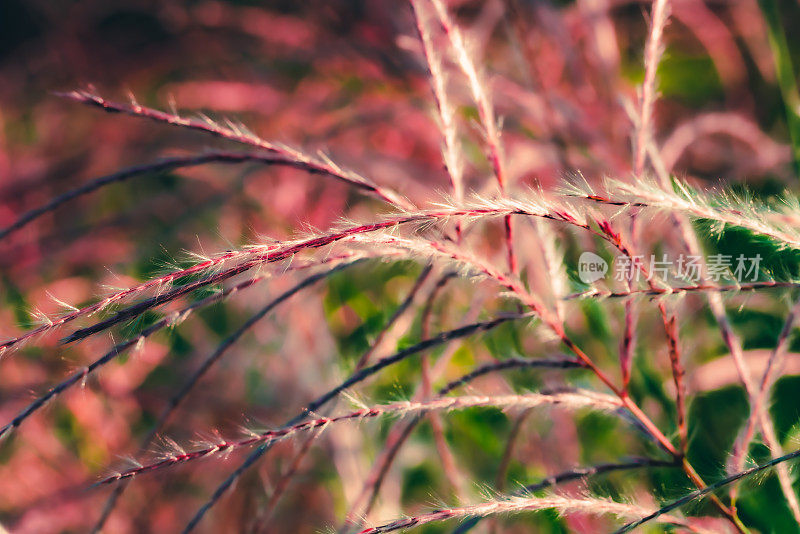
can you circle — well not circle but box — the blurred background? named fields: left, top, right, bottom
left=3, top=0, right=800, bottom=532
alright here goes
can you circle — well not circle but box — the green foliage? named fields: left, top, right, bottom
left=759, top=0, right=800, bottom=174
left=771, top=376, right=800, bottom=444
left=447, top=407, right=510, bottom=481
left=737, top=465, right=798, bottom=533
left=687, top=386, right=749, bottom=480
left=323, top=260, right=419, bottom=365
left=658, top=52, right=724, bottom=107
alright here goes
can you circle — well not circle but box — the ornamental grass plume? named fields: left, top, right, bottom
left=4, top=1, right=800, bottom=533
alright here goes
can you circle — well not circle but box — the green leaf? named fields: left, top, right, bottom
left=759, top=0, right=800, bottom=175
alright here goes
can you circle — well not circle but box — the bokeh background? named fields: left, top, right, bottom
left=3, top=1, right=800, bottom=532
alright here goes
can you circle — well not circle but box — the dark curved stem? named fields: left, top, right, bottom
left=91, top=261, right=356, bottom=531
left=0, top=151, right=313, bottom=241
left=452, top=457, right=679, bottom=534
left=344, top=356, right=589, bottom=532
left=59, top=90, right=414, bottom=209
left=179, top=314, right=532, bottom=532
left=615, top=449, right=800, bottom=533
